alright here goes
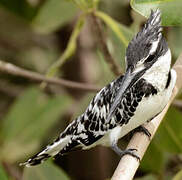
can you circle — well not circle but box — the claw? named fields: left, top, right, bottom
left=121, top=148, right=140, bottom=161
left=111, top=143, right=140, bottom=161
left=134, top=126, right=151, bottom=140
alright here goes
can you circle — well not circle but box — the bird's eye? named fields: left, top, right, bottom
left=145, top=54, right=155, bottom=63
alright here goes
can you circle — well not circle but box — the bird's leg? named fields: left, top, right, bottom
left=133, top=125, right=151, bottom=139
left=111, top=142, right=140, bottom=161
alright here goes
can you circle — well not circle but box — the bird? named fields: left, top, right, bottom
left=21, top=9, right=176, bottom=167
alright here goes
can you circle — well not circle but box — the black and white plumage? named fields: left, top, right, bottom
left=22, top=10, right=176, bottom=167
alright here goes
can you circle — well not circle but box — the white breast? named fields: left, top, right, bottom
left=143, top=50, right=171, bottom=91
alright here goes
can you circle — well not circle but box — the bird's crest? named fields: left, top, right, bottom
left=126, top=9, right=162, bottom=68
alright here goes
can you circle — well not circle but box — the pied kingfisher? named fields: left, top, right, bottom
left=22, top=9, right=176, bottom=166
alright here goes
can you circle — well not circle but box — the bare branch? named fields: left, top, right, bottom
left=91, top=14, right=122, bottom=76
left=111, top=53, right=182, bottom=180
left=0, top=60, right=100, bottom=92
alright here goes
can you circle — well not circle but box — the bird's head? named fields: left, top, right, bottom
left=126, top=9, right=168, bottom=76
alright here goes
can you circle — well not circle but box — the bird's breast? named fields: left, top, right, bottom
left=106, top=69, right=176, bottom=146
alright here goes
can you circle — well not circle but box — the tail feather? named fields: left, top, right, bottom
left=20, top=153, right=51, bottom=167
left=20, top=135, right=71, bottom=167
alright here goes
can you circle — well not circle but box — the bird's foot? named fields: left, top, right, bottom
left=119, top=148, right=140, bottom=161
left=133, top=125, right=151, bottom=139
left=111, top=143, right=140, bottom=161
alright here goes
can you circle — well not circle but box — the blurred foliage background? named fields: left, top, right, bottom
left=0, top=0, right=182, bottom=180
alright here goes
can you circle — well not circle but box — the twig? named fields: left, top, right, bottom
left=111, top=53, right=182, bottom=180
left=0, top=60, right=100, bottom=92
left=91, top=14, right=122, bottom=76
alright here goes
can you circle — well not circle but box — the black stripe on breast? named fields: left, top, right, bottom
left=165, top=71, right=171, bottom=89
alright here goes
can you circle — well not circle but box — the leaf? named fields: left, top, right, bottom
left=130, top=0, right=182, bottom=26
left=0, top=87, right=72, bottom=162
left=32, top=0, right=77, bottom=34
left=0, top=164, right=8, bottom=180
left=154, top=107, right=182, bottom=153
left=140, top=142, right=164, bottom=173
left=23, top=161, right=70, bottom=180
left=173, top=170, right=182, bottom=180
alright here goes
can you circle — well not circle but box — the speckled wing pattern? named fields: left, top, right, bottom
left=56, top=76, right=158, bottom=155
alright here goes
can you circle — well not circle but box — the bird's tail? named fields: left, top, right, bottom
left=20, top=135, right=71, bottom=167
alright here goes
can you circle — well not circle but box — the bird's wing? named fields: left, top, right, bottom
left=59, top=75, right=125, bottom=149
left=60, top=76, right=156, bottom=151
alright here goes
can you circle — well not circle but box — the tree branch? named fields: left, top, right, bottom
left=0, top=60, right=100, bottom=92
left=111, top=53, right=182, bottom=180
left=91, top=14, right=122, bottom=76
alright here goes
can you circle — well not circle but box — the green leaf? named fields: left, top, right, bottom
left=0, top=164, right=8, bottom=180
left=23, top=161, right=70, bottom=180
left=173, top=170, right=182, bottom=180
left=32, top=0, right=77, bottom=34
left=130, top=0, right=182, bottom=26
left=140, top=142, right=164, bottom=173
left=154, top=107, right=182, bottom=153
left=0, top=87, right=72, bottom=162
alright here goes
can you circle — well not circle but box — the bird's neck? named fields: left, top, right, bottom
left=142, top=49, right=171, bottom=91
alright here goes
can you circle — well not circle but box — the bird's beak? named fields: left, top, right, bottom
left=106, top=67, right=145, bottom=122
